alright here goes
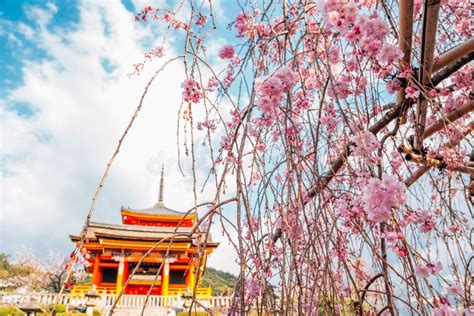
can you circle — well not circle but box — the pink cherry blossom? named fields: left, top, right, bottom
left=405, top=86, right=420, bottom=99
left=195, top=13, right=207, bottom=26
left=218, top=45, right=235, bottom=59
left=235, top=13, right=253, bottom=38
left=415, top=261, right=442, bottom=278
left=419, top=216, right=436, bottom=233
left=350, top=131, right=380, bottom=157
left=378, top=43, right=403, bottom=64
left=427, top=261, right=442, bottom=274
left=384, top=231, right=403, bottom=243
left=257, top=77, right=284, bottom=96
left=181, top=78, right=202, bottom=103
left=255, top=66, right=297, bottom=117
left=446, top=284, right=463, bottom=297
left=433, top=305, right=461, bottom=316
left=327, top=11, right=339, bottom=28
left=274, top=66, right=298, bottom=92
left=414, top=264, right=430, bottom=278
left=448, top=225, right=461, bottom=233
left=386, top=78, right=402, bottom=93
left=361, top=174, right=406, bottom=222
left=256, top=143, right=266, bottom=152
left=391, top=246, right=408, bottom=257
left=206, top=77, right=219, bottom=91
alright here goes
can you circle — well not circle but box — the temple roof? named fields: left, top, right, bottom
left=70, top=221, right=218, bottom=247
left=71, top=221, right=197, bottom=241
left=121, top=202, right=186, bottom=216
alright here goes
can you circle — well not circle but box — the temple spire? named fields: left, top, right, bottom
left=158, top=164, right=164, bottom=205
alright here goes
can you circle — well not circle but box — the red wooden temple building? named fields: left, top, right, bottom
left=70, top=167, right=219, bottom=296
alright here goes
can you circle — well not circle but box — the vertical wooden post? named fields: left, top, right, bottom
left=470, top=150, right=474, bottom=203
left=414, top=0, right=441, bottom=151
left=92, top=256, right=100, bottom=286
left=115, top=257, right=125, bottom=294
left=161, top=258, right=170, bottom=296
left=188, top=265, right=195, bottom=292
left=419, top=0, right=441, bottom=84
left=122, top=258, right=129, bottom=294
left=397, top=0, right=414, bottom=118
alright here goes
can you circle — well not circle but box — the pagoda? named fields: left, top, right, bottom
left=70, top=166, right=219, bottom=296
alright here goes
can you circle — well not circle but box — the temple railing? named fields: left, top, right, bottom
left=168, top=287, right=211, bottom=297
left=0, top=292, right=88, bottom=306
left=0, top=292, right=232, bottom=310
left=70, top=285, right=117, bottom=295
left=70, top=285, right=212, bottom=296
left=102, top=294, right=231, bottom=309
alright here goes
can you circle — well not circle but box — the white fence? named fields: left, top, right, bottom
left=0, top=292, right=87, bottom=306
left=0, top=292, right=232, bottom=310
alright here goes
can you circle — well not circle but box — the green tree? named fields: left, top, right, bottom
left=201, top=267, right=236, bottom=295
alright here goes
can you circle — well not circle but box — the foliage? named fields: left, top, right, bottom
left=201, top=267, right=236, bottom=295
left=53, top=304, right=67, bottom=313
left=0, top=254, right=12, bottom=288
left=0, top=254, right=11, bottom=271
left=0, top=306, right=24, bottom=316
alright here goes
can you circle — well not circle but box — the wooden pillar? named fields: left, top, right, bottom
left=187, top=265, right=195, bottom=292
left=396, top=0, right=414, bottom=124
left=414, top=0, right=440, bottom=151
left=122, top=258, right=129, bottom=284
left=115, top=256, right=125, bottom=294
left=122, top=259, right=129, bottom=293
left=470, top=149, right=474, bottom=203
left=92, top=256, right=101, bottom=286
left=161, top=258, right=170, bottom=296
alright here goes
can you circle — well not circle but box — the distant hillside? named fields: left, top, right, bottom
left=201, top=267, right=236, bottom=295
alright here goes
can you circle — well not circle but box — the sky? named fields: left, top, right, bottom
left=0, top=0, right=240, bottom=274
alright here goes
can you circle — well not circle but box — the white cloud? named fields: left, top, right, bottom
left=1, top=0, right=238, bottom=275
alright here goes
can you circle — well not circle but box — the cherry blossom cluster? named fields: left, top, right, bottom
left=255, top=66, right=298, bottom=117
left=350, top=130, right=380, bottom=160
left=361, top=175, right=406, bottom=222
left=181, top=78, right=202, bottom=104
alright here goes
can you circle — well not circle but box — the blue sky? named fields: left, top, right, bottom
left=1, top=1, right=78, bottom=100
left=0, top=0, right=240, bottom=274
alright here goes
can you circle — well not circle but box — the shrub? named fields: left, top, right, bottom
left=54, top=304, right=67, bottom=313
left=0, top=306, right=25, bottom=316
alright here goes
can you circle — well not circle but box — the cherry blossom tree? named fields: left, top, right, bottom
left=65, top=0, right=473, bottom=315
left=0, top=250, right=89, bottom=293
